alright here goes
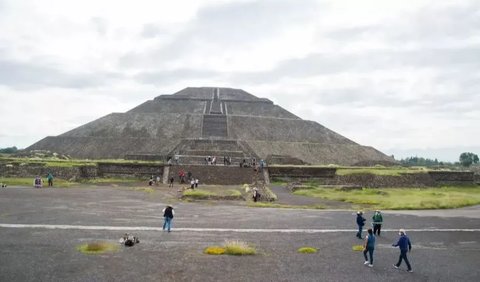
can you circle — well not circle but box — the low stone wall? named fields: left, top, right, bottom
left=168, top=165, right=261, bottom=185
left=0, top=163, right=97, bottom=179
left=268, top=167, right=475, bottom=187
left=97, top=163, right=163, bottom=178
left=322, top=174, right=436, bottom=188
left=268, top=166, right=336, bottom=178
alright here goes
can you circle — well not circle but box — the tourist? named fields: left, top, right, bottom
left=162, top=205, right=174, bottom=232
left=47, top=172, right=54, bottom=187
left=392, top=229, right=413, bottom=272
left=212, top=156, right=216, bottom=165
left=252, top=187, right=260, bottom=202
left=372, top=210, right=383, bottom=236
left=169, top=176, right=174, bottom=188
left=195, top=178, right=199, bottom=188
left=178, top=169, right=185, bottom=183
left=190, top=178, right=195, bottom=189
left=33, top=176, right=43, bottom=188
left=363, top=228, right=375, bottom=267
left=149, top=175, right=154, bottom=186
left=155, top=175, right=160, bottom=186
left=356, top=211, right=366, bottom=239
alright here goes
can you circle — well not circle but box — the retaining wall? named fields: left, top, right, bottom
left=168, top=165, right=261, bottom=185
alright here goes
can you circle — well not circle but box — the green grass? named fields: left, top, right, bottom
left=0, top=177, right=76, bottom=187
left=183, top=189, right=218, bottom=199
left=297, top=247, right=318, bottom=254
left=352, top=245, right=364, bottom=251
left=224, top=240, right=256, bottom=255
left=247, top=202, right=325, bottom=209
left=76, top=242, right=119, bottom=254
left=82, top=177, right=140, bottom=184
left=204, top=246, right=226, bottom=255
left=293, top=186, right=480, bottom=210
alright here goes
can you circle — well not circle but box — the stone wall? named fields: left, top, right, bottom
left=269, top=166, right=336, bottom=178
left=168, top=165, right=261, bottom=185
left=268, top=166, right=475, bottom=187
left=0, top=163, right=97, bottom=179
left=97, top=163, right=163, bottom=178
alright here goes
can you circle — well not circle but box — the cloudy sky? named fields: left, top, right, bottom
left=0, top=0, right=478, bottom=161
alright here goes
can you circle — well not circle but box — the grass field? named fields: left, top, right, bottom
left=0, top=177, right=77, bottom=187
left=293, top=186, right=480, bottom=209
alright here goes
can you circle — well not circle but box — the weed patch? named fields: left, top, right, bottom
left=204, top=246, right=226, bottom=255
left=224, top=240, right=256, bottom=255
left=77, top=242, right=119, bottom=254
left=297, top=247, right=318, bottom=254
left=352, top=245, right=364, bottom=252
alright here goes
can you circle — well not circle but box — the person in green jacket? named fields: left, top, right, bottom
left=47, top=173, right=54, bottom=187
left=372, top=210, right=383, bottom=236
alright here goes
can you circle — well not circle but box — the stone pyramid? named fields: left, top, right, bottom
left=27, top=87, right=394, bottom=165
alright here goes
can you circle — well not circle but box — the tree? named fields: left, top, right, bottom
left=0, top=146, right=18, bottom=154
left=459, top=152, right=479, bottom=167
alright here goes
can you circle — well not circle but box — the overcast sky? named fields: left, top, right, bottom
left=0, top=0, right=478, bottom=161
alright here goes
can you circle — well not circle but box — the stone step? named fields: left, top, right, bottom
left=172, top=155, right=256, bottom=165
left=202, top=115, right=228, bottom=137
left=181, top=150, right=246, bottom=157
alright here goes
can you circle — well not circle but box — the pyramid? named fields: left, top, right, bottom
left=27, top=87, right=394, bottom=165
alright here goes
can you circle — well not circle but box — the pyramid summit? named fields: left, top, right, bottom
left=28, top=87, right=393, bottom=165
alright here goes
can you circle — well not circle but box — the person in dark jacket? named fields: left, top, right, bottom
left=363, top=228, right=375, bottom=267
left=392, top=229, right=413, bottom=272
left=162, top=205, right=175, bottom=232
left=356, top=211, right=366, bottom=239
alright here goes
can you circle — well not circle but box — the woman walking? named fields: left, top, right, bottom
left=363, top=228, right=375, bottom=267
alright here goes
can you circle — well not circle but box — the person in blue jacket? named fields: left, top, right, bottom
left=363, top=228, right=375, bottom=267
left=356, top=211, right=366, bottom=239
left=392, top=228, right=413, bottom=272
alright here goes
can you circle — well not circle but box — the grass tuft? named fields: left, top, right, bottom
left=204, top=246, right=226, bottom=255
left=77, top=242, right=119, bottom=254
left=297, top=247, right=318, bottom=254
left=224, top=240, right=256, bottom=255
left=352, top=245, right=364, bottom=252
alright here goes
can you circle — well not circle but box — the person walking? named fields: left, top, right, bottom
left=162, top=205, right=174, bottom=232
left=392, top=229, right=413, bottom=272
left=46, top=172, right=54, bottom=187
left=363, top=228, right=375, bottom=267
left=372, top=210, right=383, bottom=236
left=356, top=211, right=366, bottom=239
left=169, top=176, right=174, bottom=188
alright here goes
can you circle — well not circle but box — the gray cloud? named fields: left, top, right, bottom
left=120, top=0, right=321, bottom=68
left=134, top=68, right=219, bottom=85
left=0, top=59, right=123, bottom=89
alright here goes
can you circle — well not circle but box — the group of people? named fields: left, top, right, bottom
left=356, top=211, right=413, bottom=272
left=33, top=173, right=54, bottom=188
left=148, top=175, right=161, bottom=186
